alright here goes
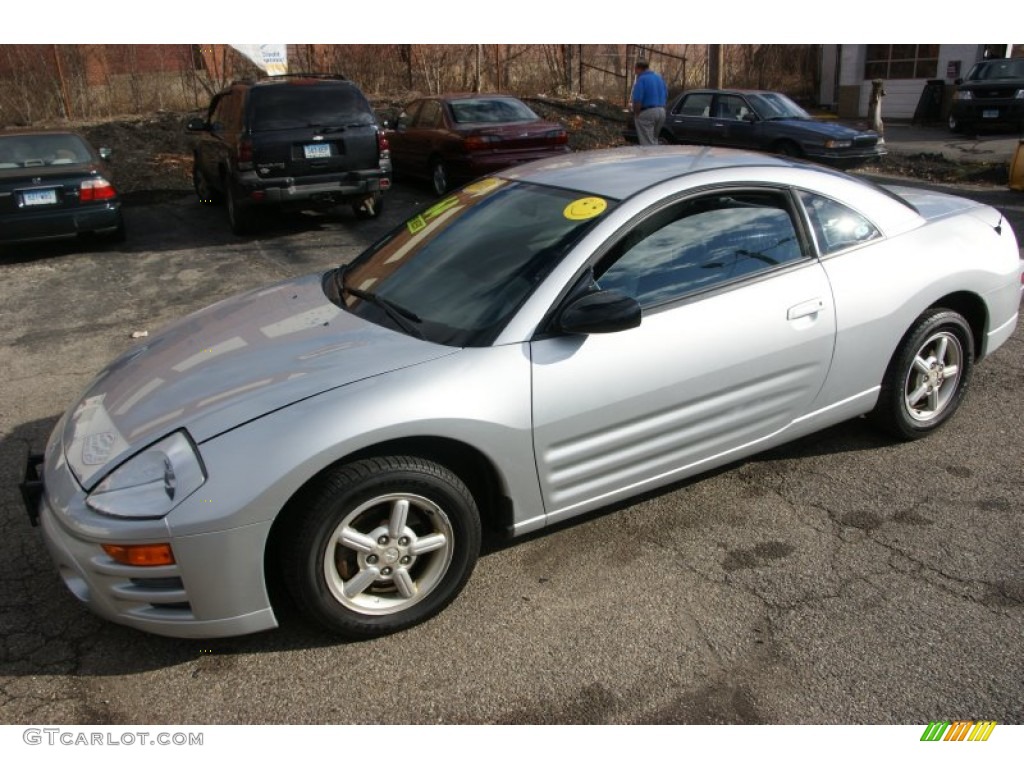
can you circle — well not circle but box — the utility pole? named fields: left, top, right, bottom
left=707, top=44, right=724, bottom=88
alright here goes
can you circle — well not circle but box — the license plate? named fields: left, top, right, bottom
left=22, top=189, right=57, bottom=206
left=983, top=109, right=999, bottom=119
left=304, top=143, right=331, bottom=159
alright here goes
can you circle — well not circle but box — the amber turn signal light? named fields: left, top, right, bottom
left=102, top=543, right=175, bottom=567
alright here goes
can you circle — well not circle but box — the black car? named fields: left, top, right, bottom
left=948, top=58, right=1024, bottom=134
left=625, top=89, right=886, bottom=169
left=0, top=130, right=124, bottom=246
left=187, top=74, right=391, bottom=235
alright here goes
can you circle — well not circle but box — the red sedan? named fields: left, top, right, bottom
left=386, top=94, right=570, bottom=195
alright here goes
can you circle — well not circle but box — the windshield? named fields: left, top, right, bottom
left=251, top=85, right=375, bottom=130
left=747, top=93, right=811, bottom=120
left=966, top=58, right=1024, bottom=81
left=449, top=97, right=539, bottom=124
left=331, top=178, right=617, bottom=346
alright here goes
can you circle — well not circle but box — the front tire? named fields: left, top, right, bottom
left=869, top=308, right=974, bottom=440
left=282, top=456, right=481, bottom=638
left=193, top=161, right=222, bottom=204
left=774, top=140, right=803, bottom=158
left=948, top=112, right=967, bottom=134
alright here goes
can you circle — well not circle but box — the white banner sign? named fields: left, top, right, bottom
left=230, top=44, right=288, bottom=76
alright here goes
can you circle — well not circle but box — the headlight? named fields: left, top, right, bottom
left=953, top=90, right=972, bottom=101
left=824, top=139, right=852, bottom=149
left=86, top=431, right=205, bottom=519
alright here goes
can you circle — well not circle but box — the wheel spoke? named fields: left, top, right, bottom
left=934, top=336, right=949, bottom=365
left=393, top=567, right=417, bottom=598
left=410, top=533, right=447, bottom=555
left=339, top=527, right=376, bottom=554
left=912, top=355, right=931, bottom=374
left=343, top=566, right=381, bottom=598
left=926, top=389, right=939, bottom=413
left=943, top=364, right=959, bottom=378
left=388, top=499, right=409, bottom=539
left=907, top=382, right=930, bottom=408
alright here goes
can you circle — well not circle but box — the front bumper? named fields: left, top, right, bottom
left=804, top=145, right=887, bottom=169
left=23, top=433, right=278, bottom=639
left=951, top=100, right=1024, bottom=125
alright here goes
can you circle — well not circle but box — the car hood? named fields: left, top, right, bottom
left=61, top=272, right=459, bottom=489
left=770, top=119, right=875, bottom=140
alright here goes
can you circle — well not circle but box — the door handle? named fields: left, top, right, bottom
left=787, top=298, right=824, bottom=321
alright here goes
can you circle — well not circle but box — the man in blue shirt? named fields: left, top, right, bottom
left=631, top=60, right=668, bottom=145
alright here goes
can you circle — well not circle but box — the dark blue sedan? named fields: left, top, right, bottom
left=626, top=89, right=886, bottom=169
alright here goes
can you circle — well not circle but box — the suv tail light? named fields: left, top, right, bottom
left=238, top=139, right=254, bottom=170
left=79, top=178, right=116, bottom=202
left=377, top=131, right=390, bottom=154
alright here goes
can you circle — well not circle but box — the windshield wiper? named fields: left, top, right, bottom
left=334, top=268, right=423, bottom=338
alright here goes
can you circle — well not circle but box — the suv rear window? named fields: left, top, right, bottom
left=250, top=85, right=375, bottom=131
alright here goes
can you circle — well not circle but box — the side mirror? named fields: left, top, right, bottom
left=954, top=78, right=963, bottom=86
left=743, top=112, right=757, bottom=123
left=98, top=147, right=112, bottom=161
left=186, top=117, right=207, bottom=132
left=558, top=290, right=641, bottom=335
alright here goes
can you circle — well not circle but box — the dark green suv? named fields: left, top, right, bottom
left=187, top=74, right=391, bottom=234
left=948, top=58, right=1024, bottom=134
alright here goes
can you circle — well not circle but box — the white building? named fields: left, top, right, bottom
left=820, top=44, right=1022, bottom=120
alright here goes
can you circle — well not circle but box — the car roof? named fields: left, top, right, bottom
left=681, top=88, right=784, bottom=97
left=497, top=145, right=814, bottom=200
left=416, top=93, right=526, bottom=103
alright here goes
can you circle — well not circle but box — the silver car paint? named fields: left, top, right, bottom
left=35, top=147, right=1022, bottom=637
left=62, top=272, right=459, bottom=488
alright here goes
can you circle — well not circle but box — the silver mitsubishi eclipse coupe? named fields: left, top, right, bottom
left=21, top=146, right=1022, bottom=639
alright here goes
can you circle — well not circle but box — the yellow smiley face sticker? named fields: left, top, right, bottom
left=564, top=196, right=607, bottom=221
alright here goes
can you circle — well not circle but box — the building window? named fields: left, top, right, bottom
left=864, top=45, right=938, bottom=80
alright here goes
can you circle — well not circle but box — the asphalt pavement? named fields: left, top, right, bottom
left=854, top=119, right=1023, bottom=165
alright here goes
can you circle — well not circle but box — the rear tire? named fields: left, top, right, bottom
left=430, top=159, right=449, bottom=196
left=869, top=308, right=974, bottom=441
left=948, top=113, right=966, bottom=134
left=226, top=178, right=256, bottom=235
left=282, top=456, right=481, bottom=638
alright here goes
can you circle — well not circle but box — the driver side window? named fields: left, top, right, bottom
left=597, top=190, right=806, bottom=308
